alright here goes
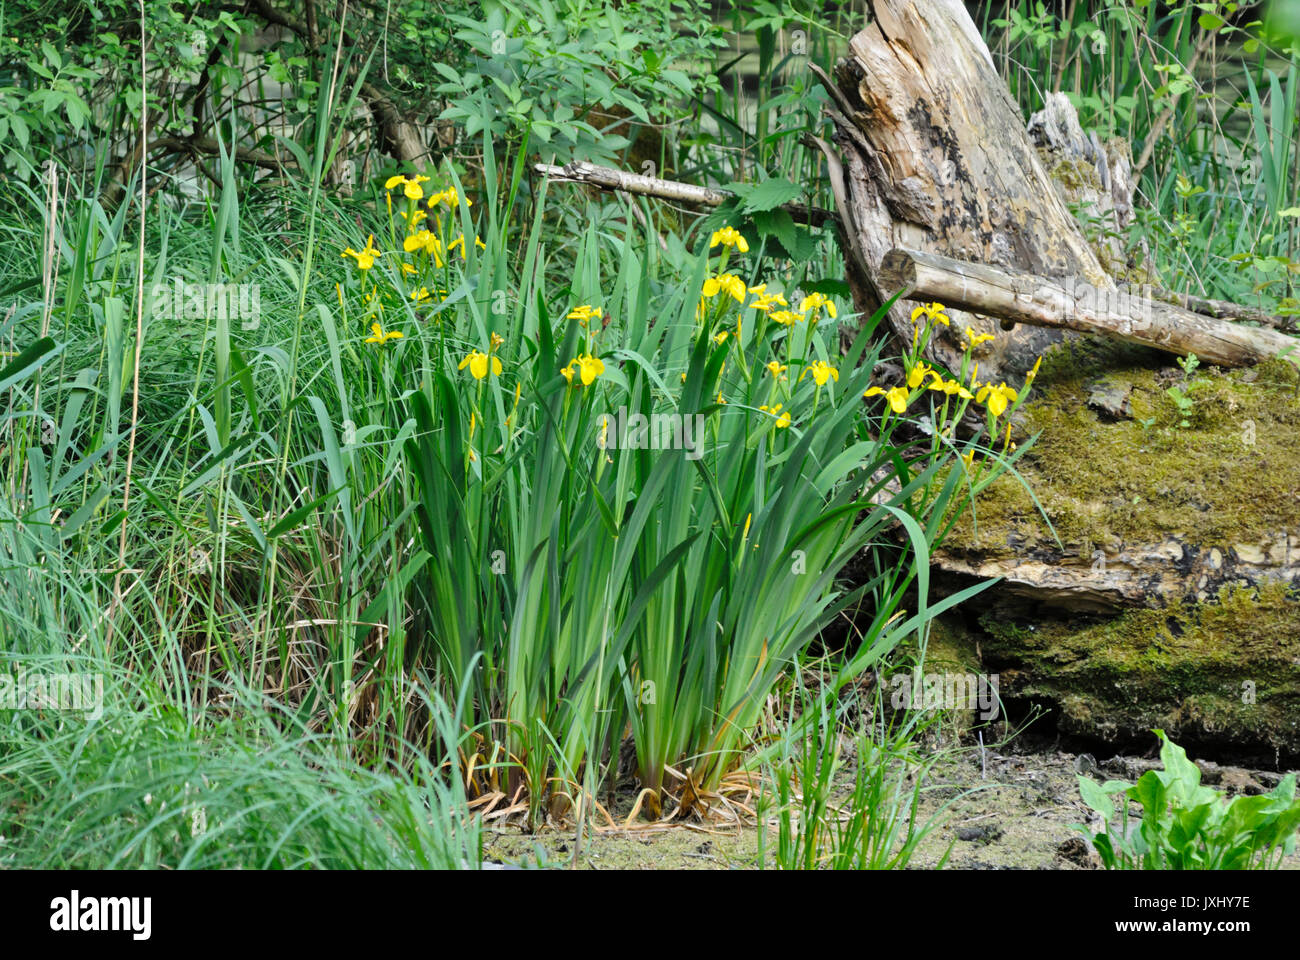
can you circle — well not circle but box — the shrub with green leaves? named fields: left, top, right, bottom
left=433, top=0, right=719, bottom=166
left=1074, top=730, right=1300, bottom=869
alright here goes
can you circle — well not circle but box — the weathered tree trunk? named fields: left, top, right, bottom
left=823, top=2, right=1300, bottom=759
left=880, top=248, right=1298, bottom=367
left=1027, top=92, right=1153, bottom=282
left=821, top=0, right=1112, bottom=384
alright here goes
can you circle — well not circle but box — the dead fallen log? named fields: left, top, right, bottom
left=532, top=160, right=836, bottom=228
left=880, top=248, right=1298, bottom=368
left=1145, top=286, right=1300, bottom=336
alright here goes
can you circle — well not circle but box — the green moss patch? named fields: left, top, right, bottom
left=950, top=337, right=1300, bottom=552
left=979, top=582, right=1300, bottom=753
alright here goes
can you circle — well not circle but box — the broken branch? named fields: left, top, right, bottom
left=532, top=160, right=836, bottom=228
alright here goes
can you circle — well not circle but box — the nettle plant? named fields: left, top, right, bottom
left=334, top=162, right=1016, bottom=825
left=1075, top=730, right=1300, bottom=870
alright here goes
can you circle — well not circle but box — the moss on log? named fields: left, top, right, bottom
left=929, top=339, right=1300, bottom=757
left=979, top=582, right=1300, bottom=759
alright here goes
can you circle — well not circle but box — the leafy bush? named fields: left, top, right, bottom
left=433, top=0, right=718, bottom=165
left=1074, top=729, right=1300, bottom=869
left=0, top=1, right=248, bottom=180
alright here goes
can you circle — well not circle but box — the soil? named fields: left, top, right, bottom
left=479, top=739, right=1300, bottom=870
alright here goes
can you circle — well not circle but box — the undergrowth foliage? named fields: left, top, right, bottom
left=3, top=1, right=1295, bottom=869
left=0, top=144, right=1010, bottom=851
left=1075, top=730, right=1300, bottom=870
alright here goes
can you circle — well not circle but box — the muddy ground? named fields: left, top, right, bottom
left=480, top=740, right=1300, bottom=869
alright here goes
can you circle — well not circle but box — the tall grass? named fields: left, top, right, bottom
left=0, top=657, right=478, bottom=868
left=0, top=50, right=488, bottom=864
left=757, top=668, right=955, bottom=871
left=0, top=5, right=1051, bottom=868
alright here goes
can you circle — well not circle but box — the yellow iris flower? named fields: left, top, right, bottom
left=561, top=353, right=605, bottom=386
left=926, top=373, right=974, bottom=399
left=976, top=381, right=1018, bottom=418
left=446, top=234, right=486, bottom=260
left=385, top=174, right=431, bottom=200
left=428, top=186, right=470, bottom=210
left=909, top=302, right=950, bottom=326
left=403, top=229, right=445, bottom=267
left=864, top=385, right=910, bottom=414
left=963, top=325, right=996, bottom=350
left=759, top=403, right=792, bottom=428
left=341, top=235, right=381, bottom=270
left=710, top=226, right=749, bottom=253
left=459, top=349, right=503, bottom=379
left=364, top=322, right=403, bottom=345
left=798, top=292, right=837, bottom=320
left=702, top=273, right=746, bottom=302
left=567, top=304, right=603, bottom=325
left=801, top=360, right=839, bottom=386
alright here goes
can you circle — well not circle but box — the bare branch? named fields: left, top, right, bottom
left=533, top=160, right=837, bottom=229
